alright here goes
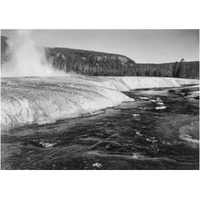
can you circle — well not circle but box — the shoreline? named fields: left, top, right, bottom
left=1, top=76, right=199, bottom=131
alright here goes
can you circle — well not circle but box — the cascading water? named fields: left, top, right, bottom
left=1, top=76, right=198, bottom=130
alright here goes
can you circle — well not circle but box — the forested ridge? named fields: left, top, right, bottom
left=45, top=47, right=136, bottom=76
left=1, top=36, right=199, bottom=78
left=1, top=35, right=9, bottom=64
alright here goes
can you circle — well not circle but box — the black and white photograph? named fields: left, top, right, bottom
left=1, top=29, right=199, bottom=170
left=0, top=1, right=200, bottom=200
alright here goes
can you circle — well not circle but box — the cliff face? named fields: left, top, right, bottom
left=1, top=36, right=199, bottom=78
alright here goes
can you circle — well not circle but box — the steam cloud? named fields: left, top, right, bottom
left=1, top=30, right=66, bottom=77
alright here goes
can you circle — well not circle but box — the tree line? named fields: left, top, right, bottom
left=45, top=47, right=199, bottom=79
left=1, top=36, right=199, bottom=79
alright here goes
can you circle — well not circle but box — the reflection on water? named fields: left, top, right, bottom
left=1, top=86, right=199, bottom=170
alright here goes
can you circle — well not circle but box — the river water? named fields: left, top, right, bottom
left=1, top=86, right=199, bottom=170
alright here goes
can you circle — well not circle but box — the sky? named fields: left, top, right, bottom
left=1, top=29, right=199, bottom=63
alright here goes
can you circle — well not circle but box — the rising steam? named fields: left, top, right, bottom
left=1, top=30, right=66, bottom=77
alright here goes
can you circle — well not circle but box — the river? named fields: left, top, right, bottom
left=1, top=85, right=199, bottom=170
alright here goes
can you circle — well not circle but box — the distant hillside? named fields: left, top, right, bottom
left=45, top=47, right=136, bottom=76
left=1, top=35, right=9, bottom=64
left=45, top=48, right=199, bottom=79
left=1, top=36, right=199, bottom=78
left=136, top=61, right=199, bottom=79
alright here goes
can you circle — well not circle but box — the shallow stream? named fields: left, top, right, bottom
left=1, top=86, right=199, bottom=170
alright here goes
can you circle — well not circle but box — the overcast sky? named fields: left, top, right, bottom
left=1, top=29, right=199, bottom=63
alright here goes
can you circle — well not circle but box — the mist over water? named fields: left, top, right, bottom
left=1, top=30, right=66, bottom=77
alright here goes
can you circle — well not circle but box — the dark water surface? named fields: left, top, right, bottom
left=1, top=86, right=199, bottom=170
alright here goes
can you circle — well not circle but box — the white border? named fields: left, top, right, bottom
left=0, top=1, right=200, bottom=200
left=0, top=0, right=200, bottom=29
